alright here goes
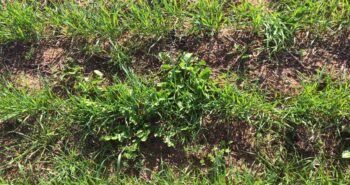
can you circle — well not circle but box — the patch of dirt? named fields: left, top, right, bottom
left=198, top=117, right=258, bottom=169
left=0, top=121, right=19, bottom=152
left=10, top=72, right=42, bottom=90
left=202, top=118, right=255, bottom=155
left=0, top=41, right=67, bottom=75
left=135, top=117, right=259, bottom=178
left=41, top=47, right=65, bottom=67
left=0, top=40, right=122, bottom=94
left=247, top=0, right=269, bottom=6
left=286, top=126, right=342, bottom=158
left=139, top=137, right=192, bottom=173
left=293, top=126, right=317, bottom=156
left=322, top=128, right=342, bottom=157
left=0, top=41, right=70, bottom=91
left=133, top=29, right=350, bottom=95
left=2, top=29, right=349, bottom=96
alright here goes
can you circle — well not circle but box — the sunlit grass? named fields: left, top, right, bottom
left=1, top=0, right=350, bottom=184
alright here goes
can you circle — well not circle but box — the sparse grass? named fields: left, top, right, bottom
left=1, top=0, right=350, bottom=184
left=1, top=0, right=349, bottom=54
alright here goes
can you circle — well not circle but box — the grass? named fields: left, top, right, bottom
left=4, top=157, right=350, bottom=184
left=0, top=1, right=45, bottom=43
left=1, top=0, right=350, bottom=184
left=1, top=56, right=349, bottom=183
left=1, top=0, right=349, bottom=54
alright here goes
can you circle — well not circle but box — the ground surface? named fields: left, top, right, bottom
left=0, top=0, right=350, bottom=184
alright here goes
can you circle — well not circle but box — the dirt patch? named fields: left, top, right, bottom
left=40, top=47, right=65, bottom=66
left=197, top=117, right=258, bottom=169
left=0, top=41, right=70, bottom=92
left=139, top=137, right=190, bottom=170
left=2, top=29, right=349, bottom=96
left=134, top=117, right=258, bottom=177
left=133, top=29, right=350, bottom=95
left=286, top=126, right=342, bottom=158
left=0, top=41, right=67, bottom=75
left=10, top=72, right=42, bottom=90
left=201, top=118, right=255, bottom=155
left=322, top=128, right=342, bottom=157
left=292, top=126, right=317, bottom=156
left=0, top=40, right=121, bottom=94
left=247, top=0, right=269, bottom=6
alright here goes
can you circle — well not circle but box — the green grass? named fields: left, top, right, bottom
left=0, top=1, right=45, bottom=43
left=1, top=55, right=349, bottom=183
left=1, top=0, right=349, bottom=54
left=1, top=0, right=350, bottom=184
left=3, top=157, right=349, bottom=184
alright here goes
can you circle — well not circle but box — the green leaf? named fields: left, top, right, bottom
left=177, top=101, right=184, bottom=110
left=158, top=52, right=170, bottom=61
left=164, top=136, right=175, bottom=147
left=161, top=64, right=172, bottom=70
left=179, top=61, right=186, bottom=69
left=136, top=129, right=150, bottom=142
left=182, top=53, right=193, bottom=62
left=342, top=150, right=350, bottom=158
left=342, top=125, right=350, bottom=134
left=199, top=68, right=211, bottom=79
left=101, top=133, right=126, bottom=142
left=198, top=60, right=206, bottom=66
left=157, top=82, right=167, bottom=87
left=94, top=70, right=104, bottom=77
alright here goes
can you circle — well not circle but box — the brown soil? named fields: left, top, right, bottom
left=0, top=39, right=122, bottom=93
left=200, top=118, right=258, bottom=169
left=286, top=126, right=342, bottom=158
left=137, top=119, right=259, bottom=179
left=133, top=29, right=349, bottom=95
left=2, top=29, right=349, bottom=95
left=201, top=117, right=256, bottom=157
left=247, top=0, right=269, bottom=6
left=0, top=41, right=68, bottom=90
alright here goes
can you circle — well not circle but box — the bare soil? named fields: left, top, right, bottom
left=132, top=29, right=349, bottom=95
